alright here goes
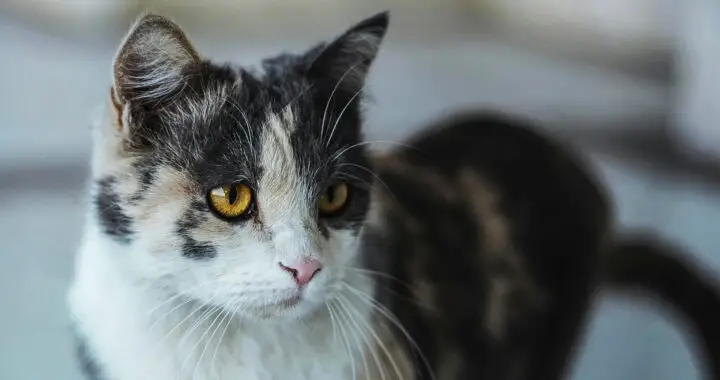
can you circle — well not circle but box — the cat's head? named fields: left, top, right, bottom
left=92, top=12, right=388, bottom=321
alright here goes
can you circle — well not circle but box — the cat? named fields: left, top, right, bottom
left=67, top=11, right=720, bottom=380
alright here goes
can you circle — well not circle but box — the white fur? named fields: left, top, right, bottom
left=69, top=226, right=375, bottom=380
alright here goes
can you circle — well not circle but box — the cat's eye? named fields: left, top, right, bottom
left=207, top=183, right=254, bottom=219
left=318, top=182, right=350, bottom=217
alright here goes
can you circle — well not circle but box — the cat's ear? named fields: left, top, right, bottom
left=306, top=11, right=389, bottom=94
left=112, top=13, right=201, bottom=107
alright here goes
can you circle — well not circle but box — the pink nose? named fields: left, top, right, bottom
left=279, top=258, right=323, bottom=286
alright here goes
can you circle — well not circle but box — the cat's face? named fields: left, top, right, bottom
left=92, top=13, right=388, bottom=321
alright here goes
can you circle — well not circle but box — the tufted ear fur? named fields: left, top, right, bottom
left=306, top=11, right=389, bottom=96
left=110, top=14, right=202, bottom=150
left=113, top=13, right=200, bottom=106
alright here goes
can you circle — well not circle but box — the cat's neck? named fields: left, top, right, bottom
left=69, top=226, right=382, bottom=379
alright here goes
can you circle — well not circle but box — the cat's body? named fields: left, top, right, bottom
left=364, top=112, right=609, bottom=380
left=69, top=12, right=720, bottom=380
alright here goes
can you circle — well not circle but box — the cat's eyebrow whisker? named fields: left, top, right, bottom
left=320, top=59, right=366, bottom=144
left=337, top=172, right=374, bottom=190
left=344, top=284, right=436, bottom=380
left=337, top=162, right=400, bottom=206
left=331, top=140, right=426, bottom=162
left=221, top=106, right=252, bottom=164
left=222, top=95, right=256, bottom=155
left=325, top=85, right=364, bottom=148
left=224, top=97, right=257, bottom=160
left=336, top=294, right=394, bottom=380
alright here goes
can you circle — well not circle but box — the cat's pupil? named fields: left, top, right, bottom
left=228, top=186, right=238, bottom=205
left=325, top=187, right=335, bottom=202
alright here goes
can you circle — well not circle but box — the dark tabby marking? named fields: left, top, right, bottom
left=94, top=176, right=133, bottom=243
left=364, top=112, right=720, bottom=380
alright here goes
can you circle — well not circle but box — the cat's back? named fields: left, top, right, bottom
left=370, top=111, right=610, bottom=256
left=364, top=111, right=611, bottom=379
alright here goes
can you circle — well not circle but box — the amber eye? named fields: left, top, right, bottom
left=318, top=182, right=350, bottom=217
left=207, top=183, right=254, bottom=219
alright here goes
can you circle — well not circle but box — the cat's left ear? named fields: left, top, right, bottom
left=306, top=11, right=389, bottom=94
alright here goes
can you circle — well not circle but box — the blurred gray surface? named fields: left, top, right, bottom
left=0, top=13, right=718, bottom=380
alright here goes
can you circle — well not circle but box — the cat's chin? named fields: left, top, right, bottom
left=242, top=296, right=327, bottom=323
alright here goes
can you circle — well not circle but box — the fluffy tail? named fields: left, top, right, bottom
left=602, top=232, right=720, bottom=380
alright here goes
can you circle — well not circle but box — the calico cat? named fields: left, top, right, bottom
left=68, top=11, right=720, bottom=380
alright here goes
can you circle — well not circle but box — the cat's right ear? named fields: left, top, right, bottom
left=110, top=14, right=200, bottom=142
left=113, top=14, right=200, bottom=105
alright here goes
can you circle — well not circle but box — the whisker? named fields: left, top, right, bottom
left=224, top=98, right=256, bottom=162
left=326, top=302, right=339, bottom=344
left=337, top=172, right=375, bottom=190
left=191, top=306, right=229, bottom=379
left=338, top=162, right=399, bottom=206
left=331, top=299, right=358, bottom=380
left=337, top=299, right=371, bottom=380
left=320, top=60, right=366, bottom=144
left=332, top=140, right=428, bottom=162
left=345, top=268, right=418, bottom=303
left=336, top=295, right=388, bottom=380
left=177, top=304, right=221, bottom=360
left=145, top=279, right=217, bottom=319
left=344, top=284, right=436, bottom=380
left=211, top=301, right=240, bottom=378
left=150, top=286, right=228, bottom=356
left=326, top=86, right=363, bottom=148
left=342, top=294, right=406, bottom=380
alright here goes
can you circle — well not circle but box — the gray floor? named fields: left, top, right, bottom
left=1, top=13, right=718, bottom=380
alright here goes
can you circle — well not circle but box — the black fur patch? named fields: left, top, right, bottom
left=181, top=239, right=218, bottom=260
left=128, top=162, right=157, bottom=204
left=177, top=208, right=218, bottom=259
left=94, top=176, right=133, bottom=243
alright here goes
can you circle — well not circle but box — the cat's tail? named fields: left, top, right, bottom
left=602, top=231, right=720, bottom=380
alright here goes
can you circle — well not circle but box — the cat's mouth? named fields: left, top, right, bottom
left=250, top=294, right=303, bottom=313
left=273, top=295, right=302, bottom=309
left=244, top=290, right=330, bottom=321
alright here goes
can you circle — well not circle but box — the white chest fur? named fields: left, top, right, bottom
left=68, top=232, right=380, bottom=380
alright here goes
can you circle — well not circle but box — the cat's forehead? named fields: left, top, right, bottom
left=156, top=61, right=361, bottom=188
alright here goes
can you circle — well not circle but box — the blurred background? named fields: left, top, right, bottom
left=1, top=1, right=719, bottom=379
